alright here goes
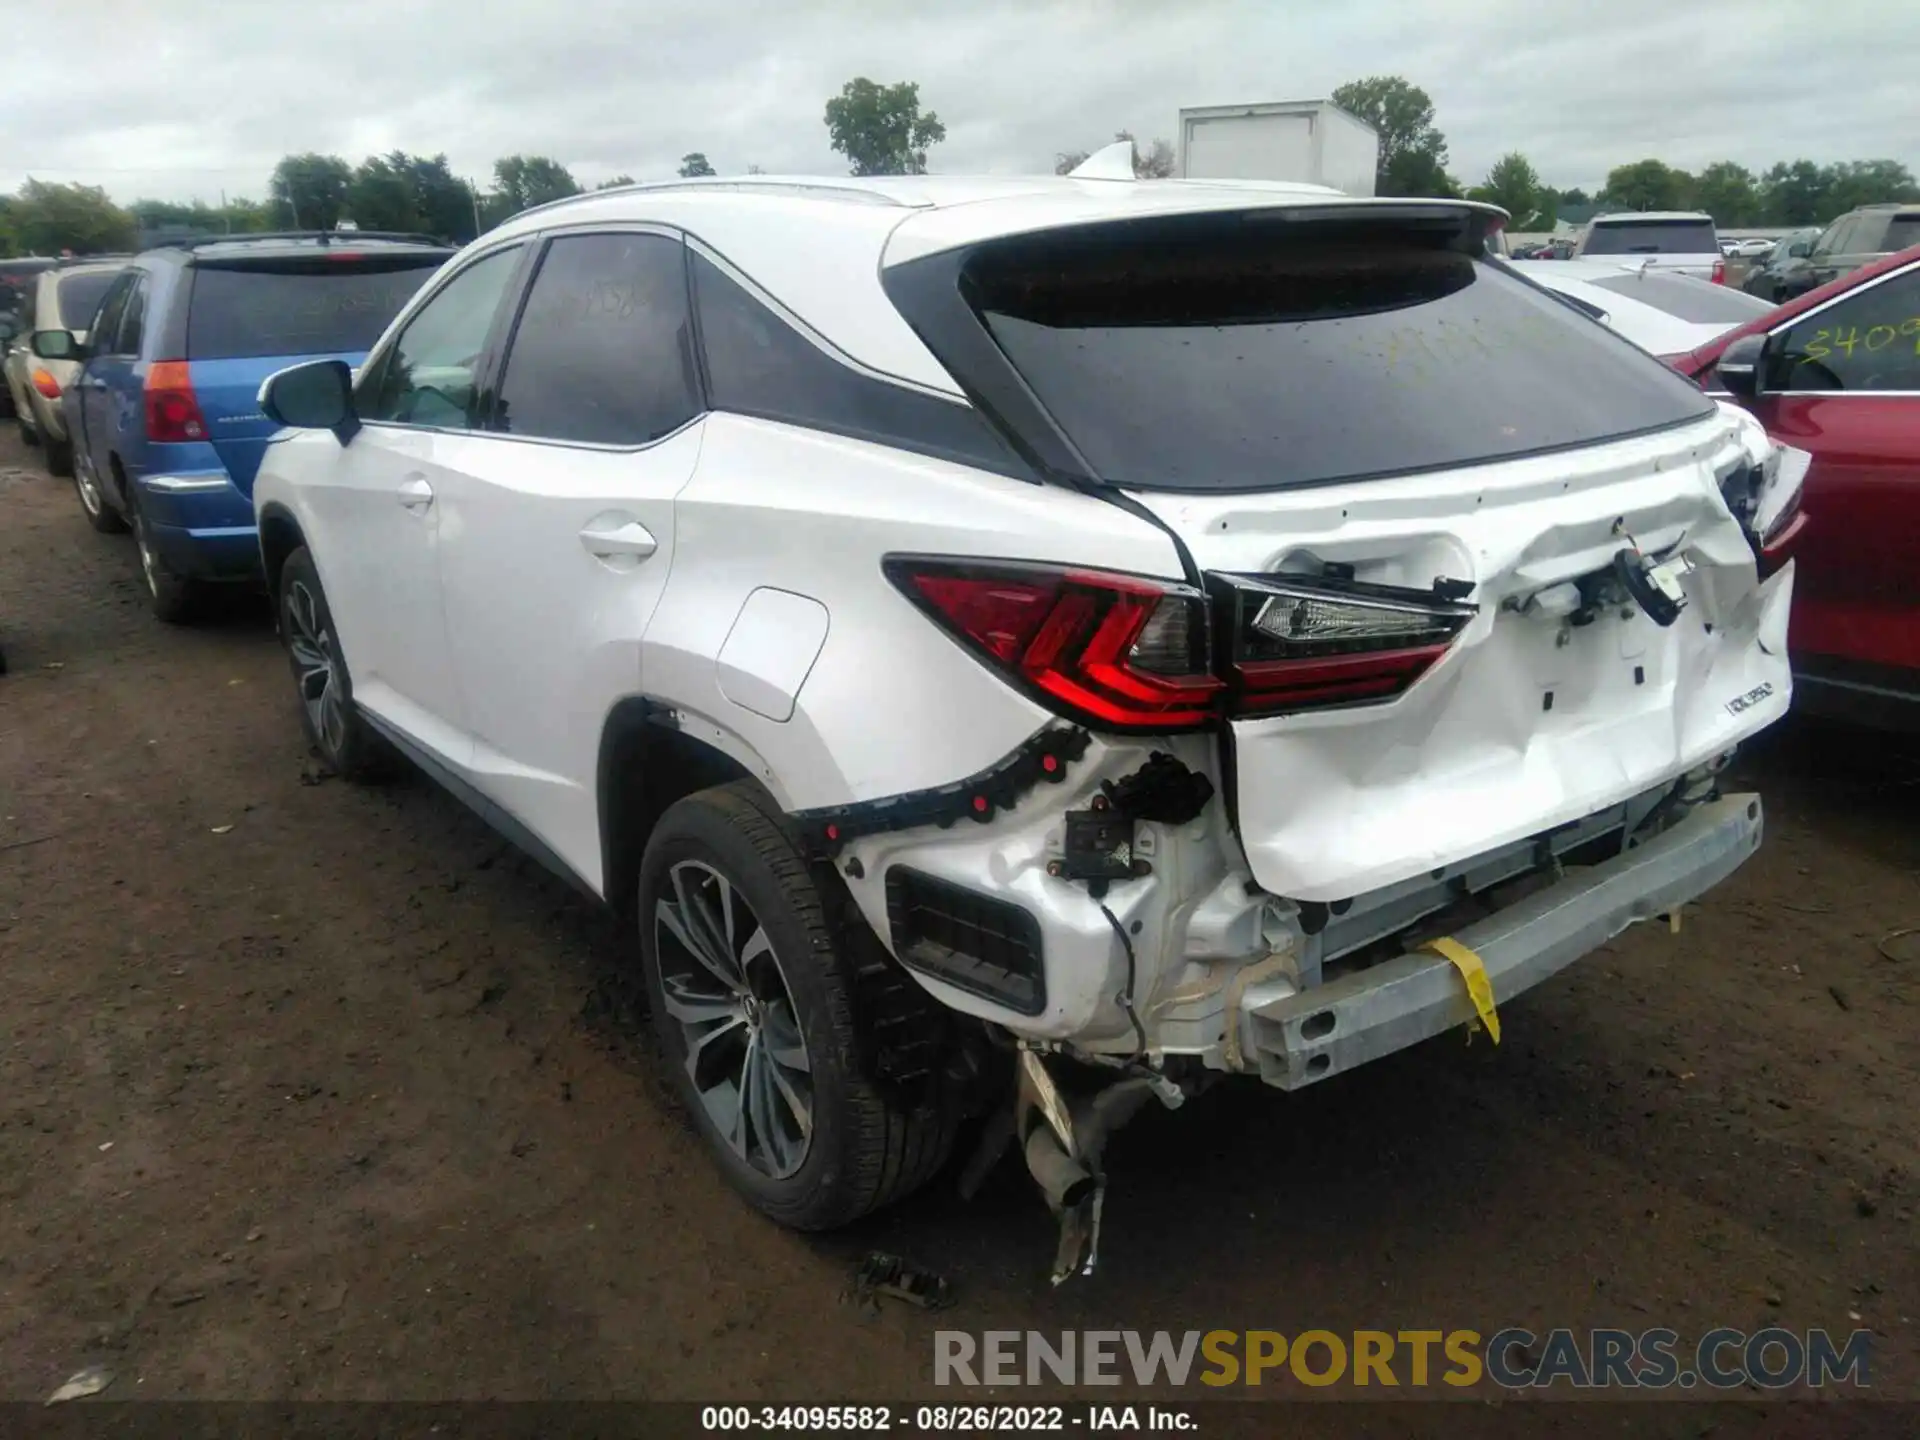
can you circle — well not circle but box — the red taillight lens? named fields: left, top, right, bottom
left=144, top=360, right=208, bottom=443
left=1219, top=575, right=1476, bottom=717
left=887, top=559, right=1222, bottom=730
left=30, top=367, right=61, bottom=399
left=1711, top=259, right=1727, bottom=285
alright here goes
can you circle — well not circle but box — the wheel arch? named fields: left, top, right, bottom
left=597, top=697, right=787, bottom=918
left=257, top=502, right=306, bottom=604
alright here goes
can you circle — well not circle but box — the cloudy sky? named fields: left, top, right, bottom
left=5, top=0, right=1912, bottom=205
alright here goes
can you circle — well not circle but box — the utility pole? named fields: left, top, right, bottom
left=467, top=179, right=483, bottom=243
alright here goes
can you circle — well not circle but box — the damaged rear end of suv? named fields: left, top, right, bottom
left=254, top=178, right=1802, bottom=1285
left=835, top=192, right=1801, bottom=1280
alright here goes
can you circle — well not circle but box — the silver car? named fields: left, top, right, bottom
left=2, top=258, right=127, bottom=476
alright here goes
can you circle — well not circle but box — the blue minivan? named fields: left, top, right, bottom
left=35, top=231, right=453, bottom=620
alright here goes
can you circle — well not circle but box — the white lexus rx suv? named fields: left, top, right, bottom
left=251, top=174, right=1801, bottom=1277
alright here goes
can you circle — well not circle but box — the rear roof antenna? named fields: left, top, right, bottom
left=1067, top=140, right=1137, bottom=182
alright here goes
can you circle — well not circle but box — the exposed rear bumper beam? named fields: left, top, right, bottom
left=1243, top=792, right=1763, bottom=1089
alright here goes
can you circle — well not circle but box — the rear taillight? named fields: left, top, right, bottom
left=1711, top=259, right=1727, bottom=285
left=886, top=559, right=1221, bottom=731
left=1752, top=444, right=1811, bottom=579
left=888, top=558, right=1478, bottom=730
left=144, top=360, right=208, bottom=443
left=30, top=368, right=61, bottom=399
left=1216, top=575, right=1476, bottom=717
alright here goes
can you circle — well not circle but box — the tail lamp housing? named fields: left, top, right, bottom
left=30, top=367, right=61, bottom=400
left=1214, top=573, right=1477, bottom=717
left=887, top=557, right=1477, bottom=732
left=144, top=360, right=209, bottom=444
left=885, top=558, right=1221, bottom=731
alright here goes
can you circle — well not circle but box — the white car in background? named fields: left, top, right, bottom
left=1573, top=210, right=1724, bottom=280
left=1510, top=258, right=1773, bottom=358
left=248, top=173, right=1800, bottom=1280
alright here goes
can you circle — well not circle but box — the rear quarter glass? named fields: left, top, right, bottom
left=184, top=256, right=445, bottom=361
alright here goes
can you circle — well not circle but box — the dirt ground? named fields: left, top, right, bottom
left=1, top=427, right=1915, bottom=1426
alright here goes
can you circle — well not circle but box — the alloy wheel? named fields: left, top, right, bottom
left=284, top=579, right=346, bottom=757
left=654, top=859, right=813, bottom=1179
left=75, top=463, right=103, bottom=518
left=133, top=512, right=159, bottom=595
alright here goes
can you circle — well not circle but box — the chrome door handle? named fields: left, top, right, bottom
left=397, top=475, right=434, bottom=512
left=579, top=519, right=657, bottom=560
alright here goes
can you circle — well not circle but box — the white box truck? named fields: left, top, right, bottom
left=1177, top=100, right=1380, bottom=196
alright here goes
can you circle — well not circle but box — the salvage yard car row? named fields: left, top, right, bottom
left=0, top=173, right=1913, bottom=1281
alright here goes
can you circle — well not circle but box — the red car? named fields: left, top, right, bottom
left=1668, top=242, right=1920, bottom=730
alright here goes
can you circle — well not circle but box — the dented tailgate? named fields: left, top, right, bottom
left=1128, top=410, right=1793, bottom=900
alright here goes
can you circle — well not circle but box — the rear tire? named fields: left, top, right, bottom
left=639, top=781, right=958, bottom=1230
left=17, top=410, right=38, bottom=446
left=44, top=434, right=73, bottom=478
left=75, top=453, right=128, bottom=534
left=128, top=495, right=199, bottom=622
left=278, top=545, right=392, bottom=781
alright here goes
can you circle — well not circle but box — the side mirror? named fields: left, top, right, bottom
left=31, top=329, right=80, bottom=361
left=260, top=359, right=360, bottom=445
left=1787, top=242, right=1810, bottom=259
left=1716, top=332, right=1767, bottom=399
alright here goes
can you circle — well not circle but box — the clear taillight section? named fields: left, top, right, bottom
left=1220, top=574, right=1477, bottom=716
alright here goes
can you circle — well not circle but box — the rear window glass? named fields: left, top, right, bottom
left=967, top=228, right=1714, bottom=492
left=1886, top=216, right=1920, bottom=252
left=1586, top=271, right=1771, bottom=323
left=57, top=272, right=118, bottom=331
left=1582, top=220, right=1719, bottom=256
left=186, top=255, right=444, bottom=360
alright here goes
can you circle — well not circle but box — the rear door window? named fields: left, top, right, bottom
left=186, top=253, right=446, bottom=360
left=1886, top=215, right=1920, bottom=253
left=89, top=273, right=136, bottom=354
left=965, top=224, right=1714, bottom=492
left=493, top=232, right=698, bottom=446
left=693, top=250, right=1016, bottom=470
left=1582, top=220, right=1719, bottom=255
left=116, top=275, right=148, bottom=356
left=56, top=271, right=118, bottom=333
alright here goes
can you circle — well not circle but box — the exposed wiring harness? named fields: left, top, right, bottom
left=1099, top=902, right=1148, bottom=1065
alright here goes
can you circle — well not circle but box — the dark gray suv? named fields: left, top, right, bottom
left=1797, top=204, right=1920, bottom=297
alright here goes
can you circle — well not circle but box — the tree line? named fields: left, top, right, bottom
left=1328, top=75, right=1918, bottom=229
left=4, top=72, right=1915, bottom=257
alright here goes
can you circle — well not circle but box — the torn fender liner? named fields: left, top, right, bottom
left=794, top=726, right=1092, bottom=857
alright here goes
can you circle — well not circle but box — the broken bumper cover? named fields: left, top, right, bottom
left=1242, top=792, right=1763, bottom=1090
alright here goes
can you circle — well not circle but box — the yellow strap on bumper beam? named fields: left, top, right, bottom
left=1424, top=936, right=1502, bottom=1046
